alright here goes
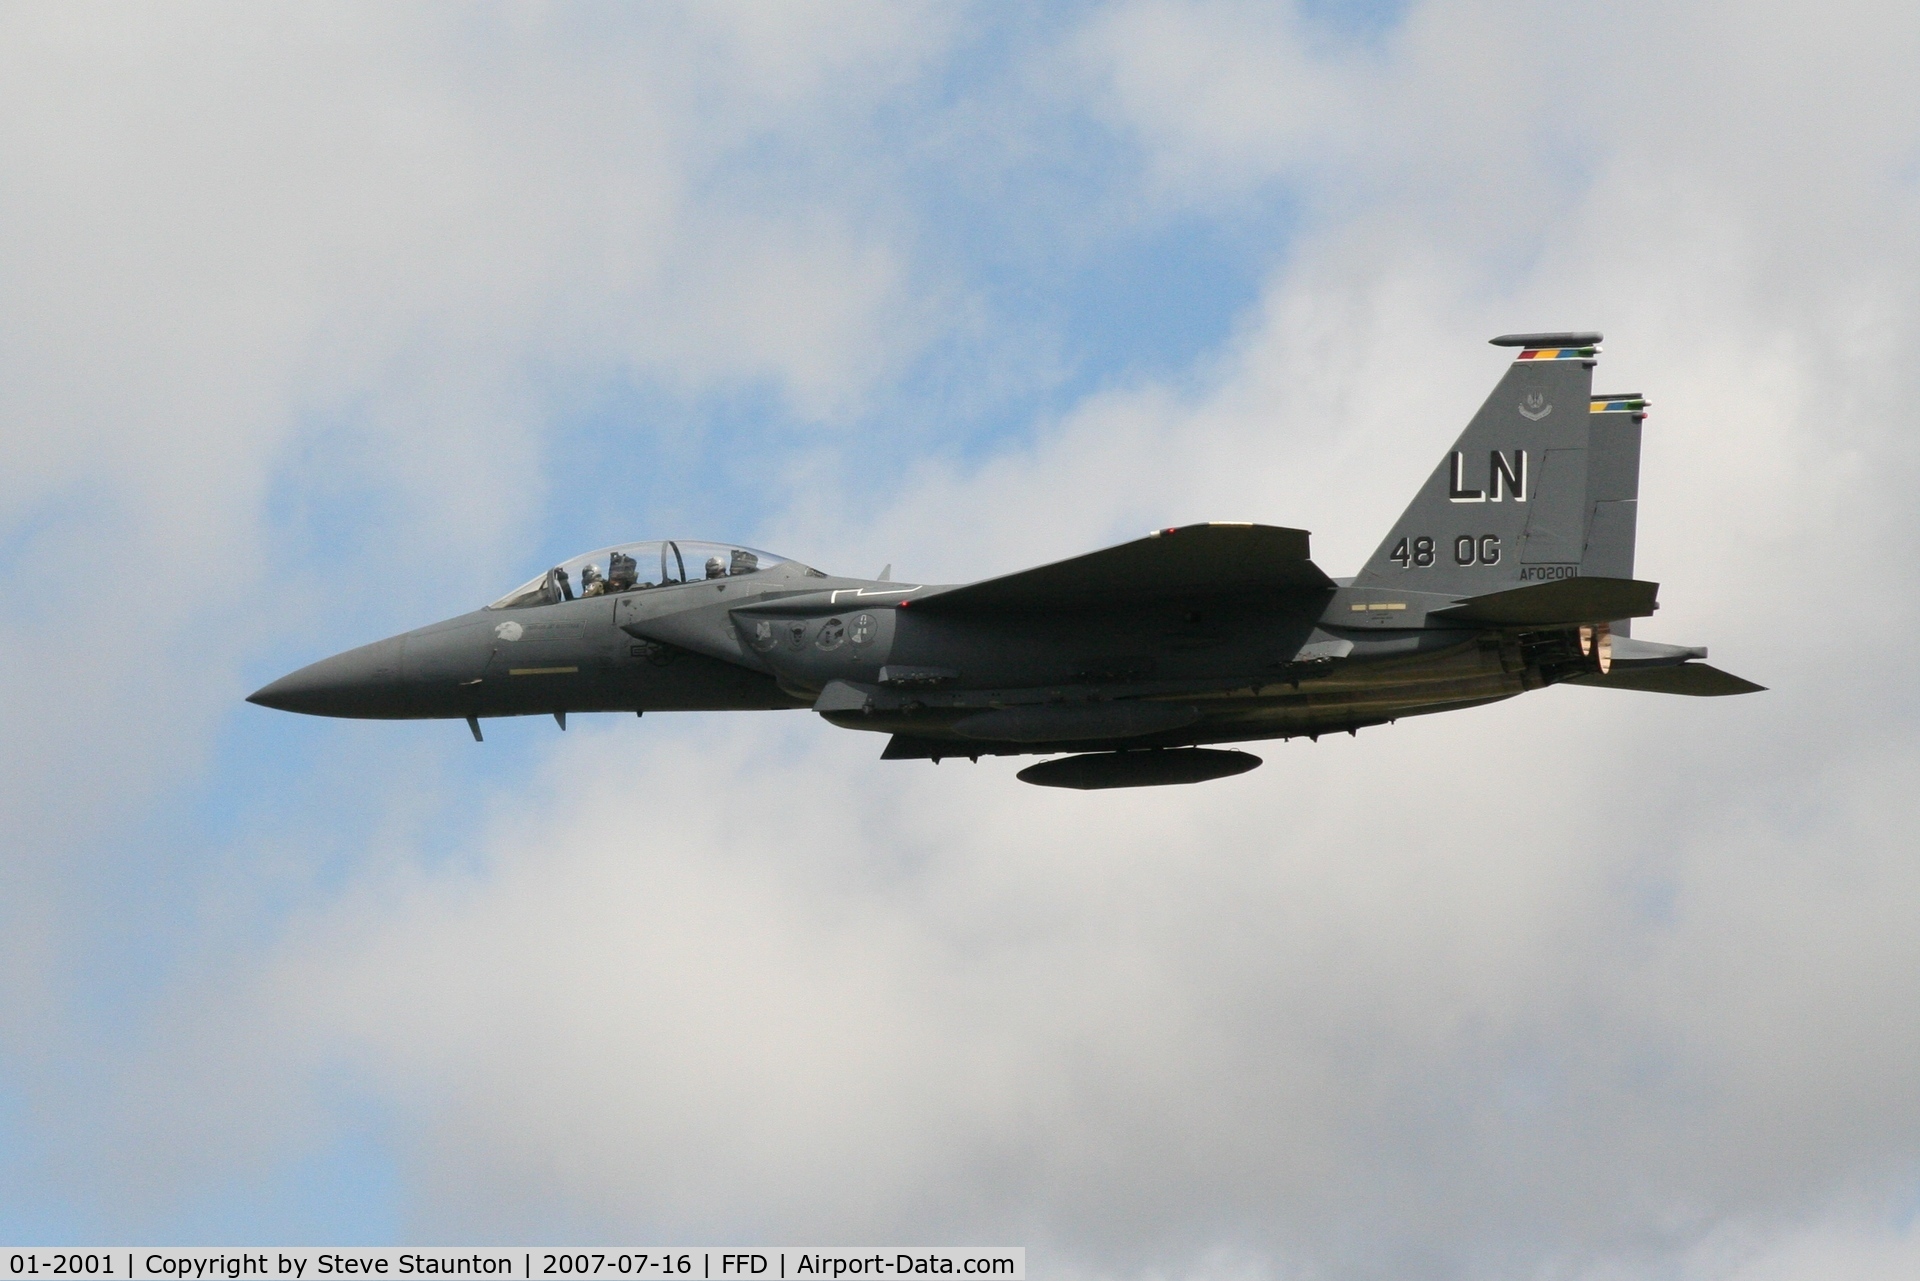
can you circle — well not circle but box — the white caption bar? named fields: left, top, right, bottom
left=2, top=1253, right=1022, bottom=1281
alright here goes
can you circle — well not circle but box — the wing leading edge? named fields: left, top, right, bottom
left=909, top=523, right=1332, bottom=615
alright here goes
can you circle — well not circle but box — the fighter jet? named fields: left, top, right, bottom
left=249, top=332, right=1760, bottom=788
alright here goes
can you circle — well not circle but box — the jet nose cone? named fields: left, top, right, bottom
left=245, top=681, right=287, bottom=710
left=247, top=637, right=408, bottom=718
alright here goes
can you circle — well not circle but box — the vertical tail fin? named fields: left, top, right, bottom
left=1353, top=333, right=1643, bottom=602
left=1584, top=390, right=1646, bottom=635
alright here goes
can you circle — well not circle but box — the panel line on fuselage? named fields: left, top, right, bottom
left=828, top=585, right=924, bottom=604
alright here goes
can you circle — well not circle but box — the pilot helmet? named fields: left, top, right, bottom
left=705, top=556, right=727, bottom=579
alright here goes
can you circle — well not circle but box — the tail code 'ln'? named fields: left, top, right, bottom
left=1448, top=449, right=1528, bottom=503
left=1354, top=333, right=1644, bottom=609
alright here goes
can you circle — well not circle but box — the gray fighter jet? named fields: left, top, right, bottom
left=250, top=333, right=1760, bottom=788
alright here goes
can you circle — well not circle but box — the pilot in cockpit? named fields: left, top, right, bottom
left=580, top=563, right=606, bottom=597
left=608, top=551, right=640, bottom=592
left=705, top=555, right=727, bottom=580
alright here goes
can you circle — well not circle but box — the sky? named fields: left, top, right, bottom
left=2, top=2, right=1919, bottom=1276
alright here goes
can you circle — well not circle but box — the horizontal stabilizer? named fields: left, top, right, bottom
left=912, top=523, right=1331, bottom=614
left=1568, top=663, right=1766, bottom=696
left=1429, top=576, right=1659, bottom=627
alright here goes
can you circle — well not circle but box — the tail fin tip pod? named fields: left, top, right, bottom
left=1355, top=331, right=1645, bottom=598
left=1489, top=331, right=1604, bottom=348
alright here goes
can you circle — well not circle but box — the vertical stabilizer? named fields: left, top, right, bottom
left=1584, top=392, right=1647, bottom=634
left=1354, top=334, right=1613, bottom=597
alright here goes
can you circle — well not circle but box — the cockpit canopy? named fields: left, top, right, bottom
left=488, top=539, right=818, bottom=610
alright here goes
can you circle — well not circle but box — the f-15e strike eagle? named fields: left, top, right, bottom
left=250, top=332, right=1760, bottom=788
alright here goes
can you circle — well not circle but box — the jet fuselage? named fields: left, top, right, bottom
left=248, top=333, right=1761, bottom=786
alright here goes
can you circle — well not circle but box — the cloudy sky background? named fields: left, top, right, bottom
left=3, top=2, right=1918, bottom=1276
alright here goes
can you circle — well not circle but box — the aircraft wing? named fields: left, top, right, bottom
left=909, top=523, right=1333, bottom=614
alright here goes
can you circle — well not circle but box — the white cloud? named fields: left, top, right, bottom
left=112, top=685, right=1911, bottom=1267
left=0, top=1, right=946, bottom=1032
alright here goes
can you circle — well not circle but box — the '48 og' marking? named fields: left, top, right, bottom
left=1391, top=534, right=1501, bottom=568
